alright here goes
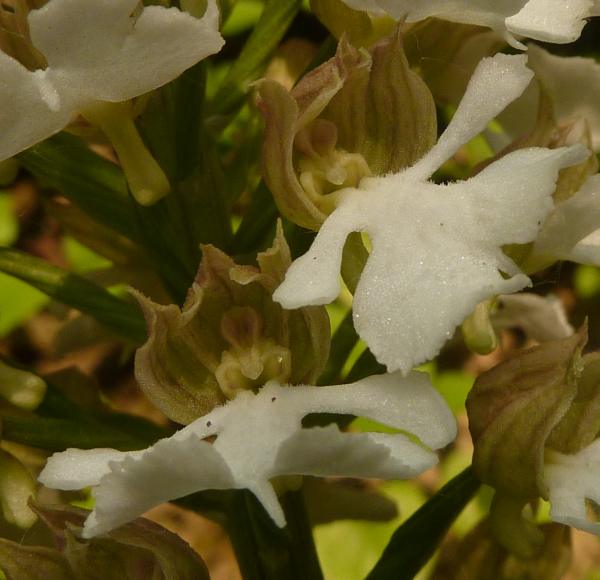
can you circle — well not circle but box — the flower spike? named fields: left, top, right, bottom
left=39, top=371, right=456, bottom=538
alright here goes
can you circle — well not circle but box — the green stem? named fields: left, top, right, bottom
left=225, top=489, right=323, bottom=580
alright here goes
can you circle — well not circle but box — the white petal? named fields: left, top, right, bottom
left=506, top=0, right=593, bottom=44
left=273, top=425, right=436, bottom=480
left=359, top=146, right=583, bottom=373
left=83, top=435, right=233, bottom=538
left=283, top=370, right=456, bottom=449
left=546, top=440, right=600, bottom=535
left=28, top=0, right=224, bottom=104
left=374, top=0, right=510, bottom=30
left=528, top=44, right=600, bottom=152
left=446, top=145, right=590, bottom=246
left=569, top=230, right=600, bottom=266
left=492, top=293, right=573, bottom=342
left=533, top=174, right=600, bottom=264
left=407, top=54, right=534, bottom=181
left=248, top=483, right=286, bottom=528
left=0, top=52, right=73, bottom=161
left=38, top=448, right=143, bottom=490
left=273, top=196, right=365, bottom=308
left=353, top=221, right=529, bottom=373
left=351, top=0, right=594, bottom=47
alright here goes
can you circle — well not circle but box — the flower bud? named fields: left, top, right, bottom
left=467, top=326, right=586, bottom=500
left=0, top=360, right=47, bottom=411
left=466, top=325, right=588, bottom=554
left=0, top=448, right=36, bottom=529
left=258, top=31, right=436, bottom=230
left=134, top=223, right=330, bottom=424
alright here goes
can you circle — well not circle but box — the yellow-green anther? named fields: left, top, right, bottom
left=0, top=360, right=46, bottom=411
left=82, top=102, right=170, bottom=206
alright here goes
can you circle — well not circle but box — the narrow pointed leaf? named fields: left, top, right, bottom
left=19, top=133, right=138, bottom=242
left=366, top=468, right=480, bottom=580
left=0, top=248, right=146, bottom=343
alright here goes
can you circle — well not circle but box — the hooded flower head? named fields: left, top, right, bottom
left=39, top=370, right=456, bottom=538
left=340, top=0, right=600, bottom=49
left=133, top=223, right=330, bottom=425
left=274, top=53, right=588, bottom=374
left=467, top=326, right=600, bottom=550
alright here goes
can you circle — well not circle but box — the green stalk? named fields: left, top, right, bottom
left=225, top=489, right=323, bottom=580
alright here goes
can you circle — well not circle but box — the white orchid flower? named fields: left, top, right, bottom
left=545, top=440, right=600, bottom=534
left=1, top=0, right=224, bottom=203
left=342, top=0, right=600, bottom=49
left=274, top=54, right=589, bottom=374
left=39, top=371, right=456, bottom=538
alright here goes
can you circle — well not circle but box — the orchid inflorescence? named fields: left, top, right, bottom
left=0, top=0, right=600, bottom=578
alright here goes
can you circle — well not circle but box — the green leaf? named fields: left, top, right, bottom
left=0, top=248, right=146, bottom=343
left=319, top=310, right=358, bottom=385
left=366, top=468, right=480, bottom=580
left=138, top=63, right=232, bottom=299
left=232, top=180, right=279, bottom=255
left=345, top=348, right=385, bottom=383
left=209, top=0, right=302, bottom=116
left=222, top=0, right=264, bottom=36
left=0, top=273, right=48, bottom=337
left=1, top=415, right=147, bottom=451
left=0, top=194, right=18, bottom=246
left=18, top=133, right=139, bottom=242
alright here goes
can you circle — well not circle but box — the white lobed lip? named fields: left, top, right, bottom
left=39, top=370, right=456, bottom=538
left=274, top=53, right=589, bottom=375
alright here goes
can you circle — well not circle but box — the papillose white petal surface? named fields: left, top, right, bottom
left=0, top=0, right=223, bottom=161
left=546, top=439, right=600, bottom=534
left=39, top=371, right=456, bottom=537
left=0, top=52, right=73, bottom=160
left=273, top=54, right=589, bottom=374
left=342, top=0, right=596, bottom=48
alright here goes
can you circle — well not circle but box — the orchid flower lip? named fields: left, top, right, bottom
left=0, top=0, right=224, bottom=162
left=273, top=53, right=590, bottom=375
left=38, top=371, right=456, bottom=537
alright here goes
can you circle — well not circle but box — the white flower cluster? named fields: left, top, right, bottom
left=17, top=0, right=599, bottom=538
